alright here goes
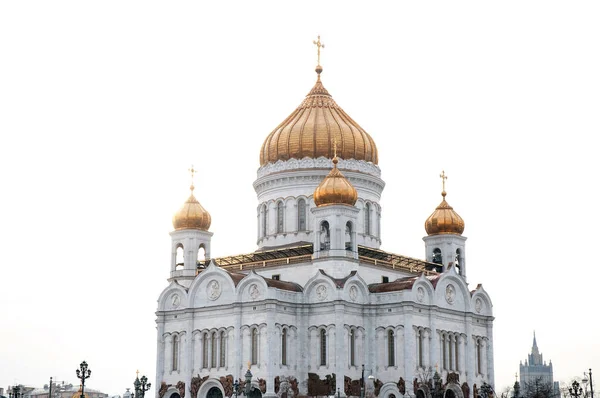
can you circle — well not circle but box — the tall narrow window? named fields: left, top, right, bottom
left=297, top=199, right=306, bottom=231
left=320, top=329, right=327, bottom=366
left=220, top=331, right=226, bottom=367
left=350, top=329, right=355, bottom=366
left=364, top=203, right=371, bottom=235
left=320, top=221, right=330, bottom=251
left=202, top=333, right=208, bottom=368
left=455, top=336, right=459, bottom=371
left=388, top=330, right=395, bottom=367
left=417, top=329, right=423, bottom=367
left=455, top=249, right=462, bottom=274
left=448, top=335, right=454, bottom=370
left=432, top=248, right=442, bottom=264
left=251, top=328, right=258, bottom=365
left=277, top=201, right=284, bottom=233
left=197, top=244, right=206, bottom=265
left=172, top=334, right=179, bottom=371
left=345, top=222, right=353, bottom=251
left=281, top=329, right=287, bottom=365
left=175, top=244, right=184, bottom=270
left=442, top=333, right=447, bottom=370
left=211, top=332, right=217, bottom=368
left=476, top=339, right=482, bottom=374
left=262, top=204, right=268, bottom=238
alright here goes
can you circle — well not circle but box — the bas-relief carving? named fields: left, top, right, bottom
left=249, top=283, right=261, bottom=300
left=171, top=293, right=181, bottom=309
left=445, top=284, right=456, bottom=305
left=176, top=381, right=185, bottom=398
left=344, top=376, right=361, bottom=397
left=159, top=382, right=170, bottom=398
left=208, top=280, right=221, bottom=301
left=316, top=284, right=328, bottom=301
left=475, top=298, right=483, bottom=313
left=349, top=285, right=358, bottom=302
left=218, top=375, right=234, bottom=397
left=307, top=373, right=335, bottom=396
left=190, top=375, right=209, bottom=398
left=257, top=157, right=382, bottom=179
left=416, top=287, right=425, bottom=303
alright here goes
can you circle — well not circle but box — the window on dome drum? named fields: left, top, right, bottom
left=281, top=329, right=287, bottom=365
left=432, top=248, right=442, bottom=264
left=219, top=331, right=226, bottom=367
left=320, top=329, right=327, bottom=366
left=388, top=330, right=395, bottom=367
left=251, top=328, right=258, bottom=365
left=172, top=334, right=179, bottom=371
left=175, top=244, right=184, bottom=270
left=277, top=202, right=284, bottom=233
left=211, top=332, right=217, bottom=368
left=320, top=221, right=330, bottom=251
left=297, top=199, right=306, bottom=231
left=364, top=203, right=371, bottom=235
left=345, top=222, right=353, bottom=251
left=197, top=244, right=206, bottom=263
left=202, top=333, right=208, bottom=368
left=349, top=329, right=356, bottom=366
left=262, top=204, right=268, bottom=238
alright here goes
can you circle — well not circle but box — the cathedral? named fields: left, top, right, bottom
left=155, top=41, right=495, bottom=398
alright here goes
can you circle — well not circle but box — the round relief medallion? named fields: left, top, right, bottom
left=207, top=280, right=221, bottom=300
left=170, top=293, right=180, bottom=309
left=475, top=298, right=483, bottom=313
left=316, top=284, right=328, bottom=301
left=349, top=285, right=358, bottom=302
left=416, top=287, right=425, bottom=303
left=445, top=284, right=456, bottom=304
left=249, top=283, right=261, bottom=300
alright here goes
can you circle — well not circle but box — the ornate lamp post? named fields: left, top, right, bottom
left=244, top=367, right=253, bottom=395
left=233, top=381, right=240, bottom=398
left=134, top=372, right=151, bottom=398
left=569, top=381, right=584, bottom=398
left=76, top=361, right=92, bottom=398
left=583, top=370, right=594, bottom=398
left=360, top=365, right=365, bottom=398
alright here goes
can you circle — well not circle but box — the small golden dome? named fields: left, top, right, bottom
left=425, top=191, right=465, bottom=235
left=172, top=184, right=211, bottom=231
left=259, top=67, right=378, bottom=166
left=313, top=156, right=358, bottom=207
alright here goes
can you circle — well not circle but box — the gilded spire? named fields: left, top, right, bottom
left=313, top=35, right=325, bottom=76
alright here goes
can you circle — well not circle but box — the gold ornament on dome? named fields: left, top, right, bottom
left=424, top=171, right=465, bottom=236
left=259, top=36, right=378, bottom=166
left=172, top=165, right=211, bottom=231
left=313, top=141, right=358, bottom=207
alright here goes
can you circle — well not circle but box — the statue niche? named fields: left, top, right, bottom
left=308, top=373, right=336, bottom=396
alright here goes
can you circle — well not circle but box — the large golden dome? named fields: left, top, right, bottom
left=259, top=67, right=378, bottom=166
left=425, top=191, right=464, bottom=236
left=173, top=185, right=211, bottom=231
left=313, top=156, right=358, bottom=207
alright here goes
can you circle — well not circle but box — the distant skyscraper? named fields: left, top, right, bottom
left=519, top=332, right=559, bottom=397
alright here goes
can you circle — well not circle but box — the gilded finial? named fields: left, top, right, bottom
left=440, top=170, right=447, bottom=197
left=247, top=360, right=251, bottom=370
left=189, top=165, right=197, bottom=192
left=136, top=370, right=139, bottom=378
left=313, top=35, right=325, bottom=76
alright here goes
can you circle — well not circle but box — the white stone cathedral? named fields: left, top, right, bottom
left=155, top=57, right=495, bottom=398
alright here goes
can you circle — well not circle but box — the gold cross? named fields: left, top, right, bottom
left=440, top=170, right=447, bottom=192
left=189, top=165, right=197, bottom=191
left=313, top=35, right=325, bottom=66
left=247, top=361, right=251, bottom=370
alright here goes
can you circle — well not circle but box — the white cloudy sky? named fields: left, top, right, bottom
left=1, top=1, right=599, bottom=396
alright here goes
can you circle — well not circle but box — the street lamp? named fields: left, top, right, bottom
left=569, top=381, right=584, bottom=398
left=76, top=361, right=92, bottom=398
left=233, top=380, right=240, bottom=398
left=583, top=369, right=594, bottom=398
left=134, top=372, right=151, bottom=398
left=244, top=367, right=253, bottom=395
left=360, top=365, right=365, bottom=398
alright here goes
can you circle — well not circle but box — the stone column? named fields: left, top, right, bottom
left=335, top=303, right=346, bottom=398
left=403, top=311, right=415, bottom=394
left=233, top=308, right=242, bottom=378
left=156, top=322, right=165, bottom=398
left=422, top=329, right=430, bottom=369
left=265, top=305, right=277, bottom=398
left=465, top=316, right=473, bottom=388
left=486, top=324, right=495, bottom=388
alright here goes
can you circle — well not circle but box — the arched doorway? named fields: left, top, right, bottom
left=416, top=390, right=426, bottom=398
left=248, top=389, right=262, bottom=398
left=444, top=390, right=456, bottom=398
left=207, top=387, right=223, bottom=398
left=169, top=393, right=181, bottom=398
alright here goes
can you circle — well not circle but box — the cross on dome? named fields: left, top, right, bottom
left=440, top=170, right=447, bottom=195
left=313, top=35, right=325, bottom=66
left=188, top=165, right=197, bottom=192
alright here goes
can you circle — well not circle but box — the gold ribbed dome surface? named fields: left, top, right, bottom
left=173, top=185, right=211, bottom=231
left=259, top=68, right=378, bottom=166
left=314, top=157, right=358, bottom=207
left=425, top=191, right=464, bottom=235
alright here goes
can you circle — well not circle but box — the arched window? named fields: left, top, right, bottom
left=262, top=204, right=268, bottom=238
left=442, top=332, right=447, bottom=370
left=455, top=249, right=462, bottom=274
left=281, top=328, right=287, bottom=365
left=202, top=333, right=208, bottom=368
left=320, top=329, right=327, bottom=366
left=219, top=331, right=226, bottom=367
left=251, top=328, right=258, bottom=365
left=211, top=332, right=217, bottom=368
left=345, top=222, right=353, bottom=251
left=277, top=201, right=284, bottom=233
left=320, top=221, right=330, bottom=251
left=297, top=199, right=306, bottom=231
left=175, top=244, right=184, bottom=270
left=350, top=329, right=355, bottom=366
left=364, top=203, right=371, bottom=235
left=388, top=329, right=395, bottom=367
left=172, top=334, right=179, bottom=371
left=417, top=329, right=424, bottom=367
left=198, top=244, right=206, bottom=264
left=476, top=339, right=482, bottom=374
left=448, top=334, right=454, bottom=370
left=432, top=248, right=442, bottom=264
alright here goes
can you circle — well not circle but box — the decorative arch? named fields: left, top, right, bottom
left=157, top=283, right=188, bottom=311
left=378, top=383, right=401, bottom=398
left=197, top=379, right=225, bottom=398
left=304, top=273, right=338, bottom=303
left=175, top=243, right=184, bottom=270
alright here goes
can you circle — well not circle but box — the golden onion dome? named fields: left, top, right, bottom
left=172, top=184, right=211, bottom=231
left=425, top=190, right=465, bottom=236
left=259, top=66, right=378, bottom=166
left=313, top=156, right=358, bottom=207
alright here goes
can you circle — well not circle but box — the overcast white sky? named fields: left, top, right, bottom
left=1, top=1, right=599, bottom=397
